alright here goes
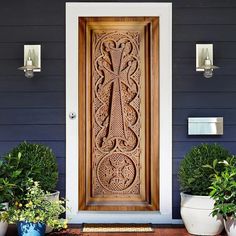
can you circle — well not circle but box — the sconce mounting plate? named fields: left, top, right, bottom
left=196, top=44, right=213, bottom=72
left=24, top=45, right=41, bottom=72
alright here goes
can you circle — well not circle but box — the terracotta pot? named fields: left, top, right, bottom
left=180, top=192, right=224, bottom=235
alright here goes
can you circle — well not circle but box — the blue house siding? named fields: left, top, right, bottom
left=0, top=0, right=236, bottom=220
left=172, top=0, right=236, bottom=218
left=0, top=0, right=66, bottom=197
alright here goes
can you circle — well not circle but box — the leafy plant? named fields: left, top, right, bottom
left=178, top=143, right=231, bottom=195
left=0, top=159, right=21, bottom=209
left=6, top=180, right=67, bottom=230
left=3, top=141, right=58, bottom=197
left=0, top=178, right=13, bottom=209
left=208, top=157, right=236, bottom=220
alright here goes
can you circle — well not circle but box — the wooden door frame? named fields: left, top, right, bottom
left=66, top=2, right=173, bottom=224
left=79, top=17, right=159, bottom=211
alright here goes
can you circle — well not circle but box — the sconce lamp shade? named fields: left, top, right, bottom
left=18, top=57, right=40, bottom=78
left=18, top=45, right=41, bottom=78
left=196, top=44, right=219, bottom=78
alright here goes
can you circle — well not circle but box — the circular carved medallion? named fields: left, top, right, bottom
left=97, top=153, right=136, bottom=192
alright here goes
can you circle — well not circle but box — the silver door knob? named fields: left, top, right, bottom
left=69, top=112, right=76, bottom=119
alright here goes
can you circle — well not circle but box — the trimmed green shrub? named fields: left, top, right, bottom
left=3, top=141, right=58, bottom=196
left=178, top=143, right=231, bottom=196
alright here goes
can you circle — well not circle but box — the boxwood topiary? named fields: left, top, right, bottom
left=3, top=141, right=58, bottom=196
left=178, top=143, right=231, bottom=196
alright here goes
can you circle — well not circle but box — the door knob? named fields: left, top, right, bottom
left=69, top=112, right=76, bottom=119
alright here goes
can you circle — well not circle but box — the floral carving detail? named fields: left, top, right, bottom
left=97, top=154, right=136, bottom=192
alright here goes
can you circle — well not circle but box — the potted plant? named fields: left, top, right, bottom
left=3, top=141, right=60, bottom=233
left=7, top=180, right=67, bottom=236
left=178, top=143, right=230, bottom=235
left=0, top=177, right=10, bottom=236
left=0, top=160, right=19, bottom=236
left=208, top=157, right=236, bottom=236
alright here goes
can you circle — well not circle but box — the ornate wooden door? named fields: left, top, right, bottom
left=79, top=17, right=159, bottom=211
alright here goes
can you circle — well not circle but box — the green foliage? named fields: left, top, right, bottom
left=0, top=159, right=21, bottom=207
left=209, top=157, right=236, bottom=220
left=0, top=178, right=14, bottom=206
left=3, top=141, right=58, bottom=196
left=178, top=143, right=231, bottom=196
left=6, top=180, right=67, bottom=230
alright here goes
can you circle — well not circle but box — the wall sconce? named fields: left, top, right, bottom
left=18, top=45, right=41, bottom=78
left=196, top=44, right=219, bottom=78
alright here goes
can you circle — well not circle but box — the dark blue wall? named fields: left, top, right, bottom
left=0, top=0, right=236, bottom=220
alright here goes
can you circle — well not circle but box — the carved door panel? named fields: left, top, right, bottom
left=79, top=17, right=159, bottom=211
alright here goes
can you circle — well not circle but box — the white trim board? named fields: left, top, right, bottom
left=66, top=2, right=172, bottom=224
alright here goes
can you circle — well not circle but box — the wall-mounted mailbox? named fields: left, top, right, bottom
left=188, top=117, right=223, bottom=135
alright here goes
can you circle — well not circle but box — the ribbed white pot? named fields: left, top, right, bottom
left=224, top=217, right=236, bottom=236
left=45, top=190, right=60, bottom=234
left=0, top=203, right=8, bottom=236
left=181, top=193, right=224, bottom=235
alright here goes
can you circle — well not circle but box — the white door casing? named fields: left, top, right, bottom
left=66, top=2, right=172, bottom=223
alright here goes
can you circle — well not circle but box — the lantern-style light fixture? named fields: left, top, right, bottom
left=196, top=44, right=219, bottom=78
left=18, top=45, right=41, bottom=78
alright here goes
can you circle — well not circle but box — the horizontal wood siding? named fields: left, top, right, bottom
left=0, top=1, right=66, bottom=197
left=172, top=0, right=236, bottom=219
left=0, top=0, right=235, bottom=219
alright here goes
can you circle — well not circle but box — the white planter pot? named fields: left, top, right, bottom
left=180, top=193, right=224, bottom=235
left=45, top=190, right=60, bottom=234
left=224, top=217, right=236, bottom=236
left=0, top=203, right=8, bottom=236
left=0, top=221, right=8, bottom=236
left=46, top=190, right=60, bottom=202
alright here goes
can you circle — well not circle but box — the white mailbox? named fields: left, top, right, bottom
left=188, top=117, right=223, bottom=135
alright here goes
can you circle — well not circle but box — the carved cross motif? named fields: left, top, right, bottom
left=93, top=31, right=141, bottom=194
left=98, top=42, right=133, bottom=145
left=97, top=153, right=136, bottom=192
